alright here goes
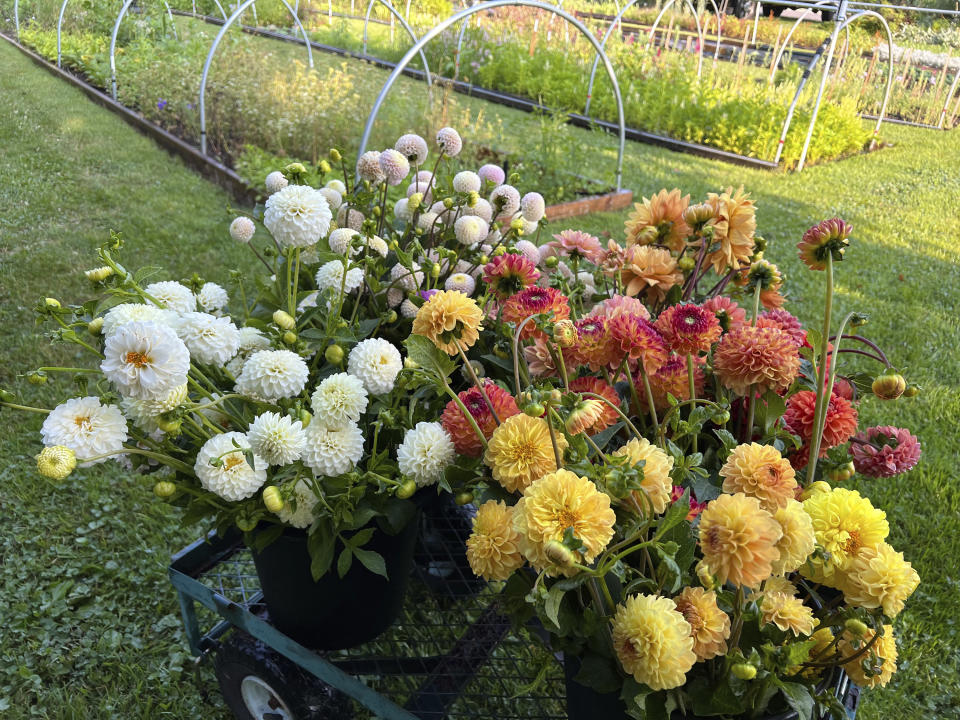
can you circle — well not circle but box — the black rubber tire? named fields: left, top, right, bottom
left=214, top=631, right=354, bottom=720
left=821, top=9, right=835, bottom=21
left=732, top=0, right=755, bottom=19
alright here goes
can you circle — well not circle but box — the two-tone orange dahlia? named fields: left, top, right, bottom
left=797, top=217, right=852, bottom=271
left=623, top=188, right=691, bottom=251
left=569, top=376, right=620, bottom=434
left=713, top=326, right=801, bottom=396
left=783, top=390, right=858, bottom=453
left=500, top=286, right=570, bottom=340
left=569, top=316, right=622, bottom=371
left=635, top=354, right=706, bottom=411
left=620, top=246, right=683, bottom=302
left=608, top=315, right=668, bottom=376
left=702, top=296, right=747, bottom=333
left=757, top=309, right=805, bottom=346
left=654, top=304, right=722, bottom=355
left=482, top=253, right=540, bottom=298
left=441, top=382, right=520, bottom=457
left=587, top=294, right=651, bottom=322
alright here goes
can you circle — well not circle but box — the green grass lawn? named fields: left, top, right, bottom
left=2, top=30, right=959, bottom=720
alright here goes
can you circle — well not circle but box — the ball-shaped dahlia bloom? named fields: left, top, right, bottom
left=802, top=487, right=888, bottom=582
left=612, top=437, right=674, bottom=515
left=275, top=479, right=319, bottom=529
left=316, top=260, right=364, bottom=295
left=397, top=421, right=456, bottom=486
left=478, top=163, right=505, bottom=186
left=466, top=500, right=525, bottom=581
left=264, top=185, right=332, bottom=249
left=235, top=349, right=309, bottom=403
left=771, top=499, right=816, bottom=575
left=453, top=170, right=481, bottom=193
left=701, top=296, right=747, bottom=333
left=500, top=286, right=570, bottom=340
left=318, top=187, right=342, bottom=211
left=841, top=542, right=919, bottom=618
left=484, top=414, right=567, bottom=493
left=705, top=186, right=756, bottom=274
left=229, top=216, right=256, bottom=244
left=636, top=354, right=706, bottom=411
left=570, top=316, right=622, bottom=371
left=265, top=170, right=288, bottom=194
left=454, top=215, right=489, bottom=246
left=412, top=290, right=484, bottom=355
left=145, top=280, right=195, bottom=313
left=196, top=283, right=229, bottom=314
left=850, top=425, right=921, bottom=478
left=699, top=492, right=782, bottom=588
left=301, top=421, right=364, bottom=477
left=482, top=253, right=540, bottom=298
left=588, top=294, right=651, bottom=322
left=611, top=594, right=696, bottom=690
left=757, top=309, right=805, bottom=346
left=783, top=390, right=858, bottom=456
left=520, top=192, right=545, bottom=223
left=464, top=197, right=493, bottom=223
left=760, top=591, right=816, bottom=636
left=673, top=587, right=730, bottom=661
left=195, top=432, right=266, bottom=501
left=713, top=325, right=801, bottom=396
left=620, top=245, right=683, bottom=302
left=798, top=217, right=852, bottom=271
left=37, top=445, right=77, bottom=481
left=328, top=227, right=358, bottom=256
left=357, top=150, right=385, bottom=184
left=337, top=205, right=365, bottom=231
left=246, top=411, right=305, bottom=466
left=435, top=126, right=462, bottom=156
left=441, top=382, right=520, bottom=457
left=546, top=229, right=603, bottom=263
left=175, top=312, right=240, bottom=366
left=839, top=625, right=897, bottom=688
left=41, top=396, right=128, bottom=466
left=394, top=133, right=428, bottom=164
left=379, top=148, right=410, bottom=186
left=720, top=443, right=798, bottom=512
left=654, top=303, right=723, bottom=355
left=347, top=338, right=403, bottom=394
left=311, top=372, right=368, bottom=428
left=101, top=303, right=177, bottom=337
left=489, top=184, right=521, bottom=216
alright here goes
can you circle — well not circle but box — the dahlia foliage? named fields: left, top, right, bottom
left=5, top=132, right=923, bottom=716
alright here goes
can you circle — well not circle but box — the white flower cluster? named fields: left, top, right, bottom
left=397, top=421, right=455, bottom=486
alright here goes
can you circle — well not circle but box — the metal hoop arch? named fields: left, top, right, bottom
left=584, top=0, right=714, bottom=118
left=198, top=0, right=315, bottom=154
left=772, top=0, right=849, bottom=71
left=14, top=0, right=19, bottom=38
left=939, top=69, right=960, bottom=129
left=361, top=0, right=433, bottom=88
left=648, top=0, right=704, bottom=78
left=796, top=8, right=893, bottom=170
left=60, top=0, right=178, bottom=69
left=358, top=0, right=627, bottom=192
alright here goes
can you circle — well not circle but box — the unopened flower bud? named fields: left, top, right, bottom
left=37, top=445, right=76, bottom=481
left=409, top=192, right=423, bottom=211
left=545, top=255, right=559, bottom=269
left=492, top=246, right=506, bottom=257
left=903, top=384, right=919, bottom=398
left=543, top=540, right=576, bottom=569
left=88, top=317, right=104, bottom=335
left=404, top=357, right=419, bottom=370
left=844, top=619, right=870, bottom=637
left=329, top=148, right=342, bottom=163
left=284, top=162, right=307, bottom=178
left=443, top=197, right=454, bottom=210
left=318, top=160, right=331, bottom=175
left=45, top=298, right=61, bottom=309
left=522, top=402, right=545, bottom=418
left=468, top=191, right=479, bottom=207
left=273, top=310, right=296, bottom=331
left=801, top=481, right=832, bottom=500
left=384, top=310, right=398, bottom=324
left=262, top=486, right=285, bottom=513
left=553, top=319, right=577, bottom=348
left=430, top=263, right=441, bottom=279
left=454, top=491, right=474, bottom=506
left=682, top=202, right=714, bottom=228
left=85, top=266, right=114, bottom=282
left=872, top=371, right=906, bottom=400
left=282, top=331, right=297, bottom=345
left=153, top=480, right=177, bottom=498
left=478, top=254, right=489, bottom=265
left=828, top=462, right=855, bottom=482
left=510, top=218, right=524, bottom=232
left=156, top=415, right=182, bottom=435
left=696, top=560, right=717, bottom=590
left=0, top=389, right=16, bottom=402
left=396, top=478, right=417, bottom=499
left=731, top=664, right=757, bottom=681
left=677, top=256, right=696, bottom=272
left=27, top=371, right=47, bottom=385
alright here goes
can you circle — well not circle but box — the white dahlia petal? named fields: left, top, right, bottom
left=235, top=349, right=309, bottom=403
left=102, top=303, right=178, bottom=337
left=311, top=372, right=368, bottom=428
left=197, top=282, right=229, bottom=314
left=247, top=411, right=305, bottom=465
left=444, top=272, right=476, bottom=295
left=318, top=187, right=343, bottom=211
left=515, top=239, right=541, bottom=265
left=453, top=171, right=481, bottom=194
left=390, top=262, right=423, bottom=291
left=301, top=421, right=364, bottom=476
left=315, top=261, right=364, bottom=295
left=264, top=185, right=332, bottom=249
left=101, top=321, right=190, bottom=399
left=175, top=312, right=240, bottom=366
left=265, top=171, right=288, bottom=194
left=237, top=326, right=271, bottom=355
left=347, top=338, right=403, bottom=395
left=400, top=298, right=419, bottom=319
left=521, top=192, right=546, bottom=223
left=435, top=127, right=462, bottom=157
left=379, top=148, right=410, bottom=186
left=478, top=164, right=505, bottom=186
left=195, top=432, right=267, bottom=501
left=145, top=281, right=195, bottom=313
left=395, top=133, right=429, bottom=164
left=357, top=151, right=385, bottom=184
left=41, top=396, right=128, bottom=466
left=230, top=216, right=256, bottom=243
left=367, top=235, right=389, bottom=257
left=464, top=198, right=493, bottom=223
left=325, top=179, right=346, bottom=194
left=490, top=184, right=521, bottom=217
left=329, top=227, right=359, bottom=256
left=397, top=421, right=455, bottom=486
left=393, top=198, right=411, bottom=222
left=454, top=216, right=489, bottom=246
left=275, top=479, right=318, bottom=528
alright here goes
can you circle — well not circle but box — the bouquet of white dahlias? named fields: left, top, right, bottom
left=5, top=128, right=549, bottom=580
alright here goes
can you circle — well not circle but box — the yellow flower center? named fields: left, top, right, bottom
left=554, top=509, right=577, bottom=532
left=125, top=350, right=151, bottom=368
left=223, top=454, right=245, bottom=471
left=74, top=415, right=93, bottom=431
left=842, top=530, right=862, bottom=555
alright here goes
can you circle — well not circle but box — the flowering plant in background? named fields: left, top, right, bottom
left=2, top=129, right=552, bottom=581
left=399, top=187, right=922, bottom=717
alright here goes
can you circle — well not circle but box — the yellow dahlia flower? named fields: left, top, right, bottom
left=412, top=289, right=484, bottom=355
left=720, top=443, right=798, bottom=512
left=699, top=493, right=782, bottom=588
left=484, top=414, right=567, bottom=493
left=612, top=437, right=674, bottom=514
left=623, top=188, right=691, bottom=252
left=620, top=245, right=683, bottom=303
left=705, top=186, right=756, bottom=274
left=771, top=499, right=816, bottom=575
left=760, top=591, right=816, bottom=637
left=841, top=543, right=919, bottom=618
left=839, top=624, right=897, bottom=688
left=802, top=487, right=889, bottom=585
left=611, top=594, right=696, bottom=690
left=761, top=575, right=799, bottom=598
left=513, top=469, right=615, bottom=576
left=673, top=587, right=730, bottom=661
left=793, top=627, right=835, bottom=677
left=466, top=500, right=525, bottom=581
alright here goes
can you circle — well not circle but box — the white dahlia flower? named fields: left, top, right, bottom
left=325, top=179, right=346, bottom=194
left=318, top=187, right=343, bottom=211
left=247, top=411, right=305, bottom=466
left=435, top=127, right=463, bottom=157
left=237, top=326, right=271, bottom=355
left=454, top=216, right=489, bottom=246
left=379, top=148, right=410, bottom=186
left=41, top=396, right=128, bottom=466
left=478, top=164, right=505, bottom=186
left=515, top=239, right=541, bottom=265
left=418, top=211, right=439, bottom=232
left=264, top=185, right=332, bottom=249
left=366, top=235, right=389, bottom=257
left=386, top=287, right=405, bottom=308
left=357, top=150, right=385, bottom=184
left=195, top=432, right=267, bottom=501
left=521, top=192, right=546, bottom=222
left=275, top=479, right=318, bottom=528
left=300, top=244, right=321, bottom=265
left=144, top=382, right=189, bottom=415
left=145, top=281, right=195, bottom=313
left=521, top=218, right=539, bottom=236
left=490, top=184, right=521, bottom=216
left=315, top=260, right=364, bottom=295
left=329, top=227, right=359, bottom=256
left=464, top=198, right=493, bottom=223
left=389, top=261, right=423, bottom=291
left=311, top=372, right=368, bottom=428
left=235, top=349, right=309, bottom=403
left=101, top=321, right=190, bottom=399
left=176, top=312, right=240, bottom=366
left=102, top=303, right=177, bottom=337
left=120, top=395, right=162, bottom=433
left=196, top=282, right=229, bottom=314
left=453, top=171, right=481, bottom=194
left=337, top=206, right=364, bottom=231
left=265, top=171, right=288, bottom=194
left=348, top=338, right=403, bottom=394
left=400, top=298, right=419, bottom=319
left=397, top=421, right=455, bottom=486
left=393, top=198, right=411, bottom=222
left=445, top=272, right=476, bottom=295
left=230, top=216, right=256, bottom=243
left=395, top=133, right=429, bottom=164
left=301, top=421, right=364, bottom=477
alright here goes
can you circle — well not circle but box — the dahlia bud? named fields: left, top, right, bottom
left=522, top=402, right=545, bottom=417
left=872, top=370, right=906, bottom=400
left=272, top=310, right=296, bottom=331
left=553, top=319, right=577, bottom=348
left=548, top=389, right=563, bottom=405
left=283, top=162, right=307, bottom=181
left=156, top=415, right=182, bottom=435
left=409, top=192, right=423, bottom=211
left=828, top=462, right=855, bottom=482
left=443, top=197, right=454, bottom=210
left=478, top=254, right=489, bottom=265
left=396, top=478, right=417, bottom=499
left=88, top=317, right=104, bottom=335
left=329, top=148, right=342, bottom=162
left=262, top=486, right=285, bottom=513
left=903, top=384, right=920, bottom=398
left=510, top=217, right=525, bottom=233
left=299, top=409, right=312, bottom=427
left=544, top=255, right=559, bottom=269
left=677, top=255, right=696, bottom=272
left=696, top=560, right=717, bottom=590
left=844, top=619, right=870, bottom=637
left=801, top=481, right=832, bottom=500
left=682, top=202, right=714, bottom=229
left=153, top=480, right=177, bottom=498
left=36, top=445, right=76, bottom=481
left=318, top=160, right=332, bottom=175
left=383, top=310, right=398, bottom=324
left=492, top=246, right=506, bottom=257
left=731, top=664, right=757, bottom=681
left=454, top=491, right=474, bottom=506
left=430, top=263, right=441, bottom=279
left=85, top=266, right=114, bottom=282
left=323, top=344, right=344, bottom=365
left=0, top=389, right=15, bottom=402
left=543, top=540, right=576, bottom=569
left=45, top=298, right=61, bottom=309
left=468, top=191, right=479, bottom=207
left=27, top=371, right=47, bottom=385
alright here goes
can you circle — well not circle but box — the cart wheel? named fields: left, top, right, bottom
left=214, top=631, right=353, bottom=720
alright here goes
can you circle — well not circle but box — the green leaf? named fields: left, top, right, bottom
left=353, top=548, right=388, bottom=579
left=308, top=526, right=335, bottom=581
left=805, top=328, right=822, bottom=357
left=404, top=334, right=456, bottom=381
left=336, top=546, right=353, bottom=578
left=572, top=651, right=622, bottom=694
left=758, top=389, right=787, bottom=434
left=347, top=527, right=375, bottom=548
left=777, top=680, right=815, bottom=720
left=544, top=583, right=565, bottom=629
left=654, top=489, right=690, bottom=541
left=588, top=422, right=625, bottom=456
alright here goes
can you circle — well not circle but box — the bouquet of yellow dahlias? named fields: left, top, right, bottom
left=403, top=189, right=921, bottom=718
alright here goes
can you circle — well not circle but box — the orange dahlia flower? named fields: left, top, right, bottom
left=713, top=326, right=801, bottom=396
left=623, top=188, right=691, bottom=252
left=620, top=245, right=683, bottom=302
left=441, top=382, right=520, bottom=457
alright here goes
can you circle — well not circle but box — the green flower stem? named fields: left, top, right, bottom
left=86, top=447, right=196, bottom=477
left=636, top=364, right=661, bottom=438
left=804, top=619, right=882, bottom=668
left=729, top=585, right=746, bottom=650
left=455, top=339, right=500, bottom=425
left=440, top=379, right=488, bottom=450
left=751, top=280, right=762, bottom=326
left=189, top=394, right=243, bottom=413
left=52, top=315, right=104, bottom=358
left=0, top=401, right=50, bottom=414
left=183, top=414, right=214, bottom=441
left=687, top=353, right=698, bottom=453
left=745, top=385, right=757, bottom=443
left=806, top=255, right=835, bottom=485
left=543, top=401, right=564, bottom=469
left=590, top=576, right=615, bottom=617
left=36, top=366, right=99, bottom=374
left=598, top=540, right=655, bottom=576
left=808, top=311, right=857, bottom=480
left=367, top=471, right=402, bottom=488
left=247, top=243, right=274, bottom=273
left=579, top=392, right=645, bottom=444
left=289, top=248, right=301, bottom=319
left=511, top=315, right=538, bottom=396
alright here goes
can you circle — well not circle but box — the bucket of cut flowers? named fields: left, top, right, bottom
left=397, top=189, right=921, bottom=719
left=5, top=128, right=559, bottom=650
